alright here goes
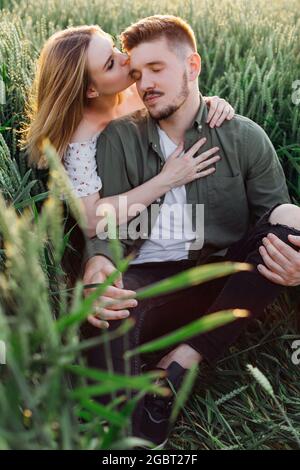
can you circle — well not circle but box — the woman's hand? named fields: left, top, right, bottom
left=204, top=96, right=235, bottom=128
left=159, top=137, right=220, bottom=190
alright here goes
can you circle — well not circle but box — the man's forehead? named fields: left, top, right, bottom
left=128, top=38, right=172, bottom=65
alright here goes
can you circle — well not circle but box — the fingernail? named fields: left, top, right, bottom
left=267, top=233, right=275, bottom=239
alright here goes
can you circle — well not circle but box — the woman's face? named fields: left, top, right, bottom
left=86, top=32, right=134, bottom=97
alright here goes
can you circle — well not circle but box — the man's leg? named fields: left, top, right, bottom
left=139, top=276, right=225, bottom=369
left=81, top=260, right=197, bottom=404
left=129, top=203, right=300, bottom=446
left=165, top=203, right=300, bottom=367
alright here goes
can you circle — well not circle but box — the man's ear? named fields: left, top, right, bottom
left=86, top=85, right=100, bottom=99
left=187, top=52, right=201, bottom=80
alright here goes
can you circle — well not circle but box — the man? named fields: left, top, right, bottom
left=82, top=16, right=300, bottom=447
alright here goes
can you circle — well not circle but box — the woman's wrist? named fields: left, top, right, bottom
left=154, top=171, right=172, bottom=194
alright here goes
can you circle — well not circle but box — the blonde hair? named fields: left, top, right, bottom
left=22, top=25, right=109, bottom=168
left=120, top=15, right=197, bottom=55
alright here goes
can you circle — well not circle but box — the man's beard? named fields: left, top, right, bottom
left=148, top=71, right=189, bottom=121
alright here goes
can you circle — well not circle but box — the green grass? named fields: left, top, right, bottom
left=0, top=0, right=300, bottom=450
left=169, top=294, right=300, bottom=449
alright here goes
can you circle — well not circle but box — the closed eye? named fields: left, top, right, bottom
left=107, top=58, right=114, bottom=70
left=106, top=46, right=118, bottom=71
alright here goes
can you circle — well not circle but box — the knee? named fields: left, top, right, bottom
left=268, top=203, right=300, bottom=230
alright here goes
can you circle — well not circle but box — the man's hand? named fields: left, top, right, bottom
left=257, top=233, right=300, bottom=286
left=83, top=255, right=137, bottom=328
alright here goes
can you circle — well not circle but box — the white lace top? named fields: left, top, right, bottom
left=63, top=132, right=102, bottom=197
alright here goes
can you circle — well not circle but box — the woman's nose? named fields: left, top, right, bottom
left=120, top=52, right=130, bottom=66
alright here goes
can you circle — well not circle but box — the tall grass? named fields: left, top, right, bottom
left=0, top=0, right=299, bottom=200
left=0, top=0, right=300, bottom=450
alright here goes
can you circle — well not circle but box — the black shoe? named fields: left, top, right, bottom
left=136, top=361, right=187, bottom=449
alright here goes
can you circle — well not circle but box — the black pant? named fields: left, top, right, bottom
left=82, top=203, right=300, bottom=405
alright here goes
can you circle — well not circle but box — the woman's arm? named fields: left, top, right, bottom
left=82, top=138, right=221, bottom=238
left=71, top=96, right=234, bottom=237
left=204, top=96, right=235, bottom=128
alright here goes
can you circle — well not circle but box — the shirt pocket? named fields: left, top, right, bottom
left=207, top=173, right=249, bottom=230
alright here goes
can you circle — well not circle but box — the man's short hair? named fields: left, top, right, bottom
left=120, top=15, right=197, bottom=58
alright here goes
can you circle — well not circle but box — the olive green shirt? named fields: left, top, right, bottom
left=85, top=94, right=290, bottom=266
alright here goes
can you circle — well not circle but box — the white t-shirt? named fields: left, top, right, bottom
left=131, top=126, right=196, bottom=264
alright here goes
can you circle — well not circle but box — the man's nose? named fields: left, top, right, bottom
left=139, top=75, right=155, bottom=92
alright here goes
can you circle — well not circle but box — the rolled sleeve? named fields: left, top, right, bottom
left=83, top=130, right=132, bottom=267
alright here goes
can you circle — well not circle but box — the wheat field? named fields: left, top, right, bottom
left=0, top=0, right=299, bottom=450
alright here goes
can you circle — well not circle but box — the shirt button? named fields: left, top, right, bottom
left=156, top=197, right=161, bottom=203
left=197, top=124, right=202, bottom=131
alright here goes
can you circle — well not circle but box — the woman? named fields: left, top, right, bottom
left=23, top=25, right=234, bottom=237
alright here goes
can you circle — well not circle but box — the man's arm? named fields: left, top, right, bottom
left=82, top=127, right=139, bottom=329
left=83, top=127, right=133, bottom=267
left=244, top=120, right=291, bottom=222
